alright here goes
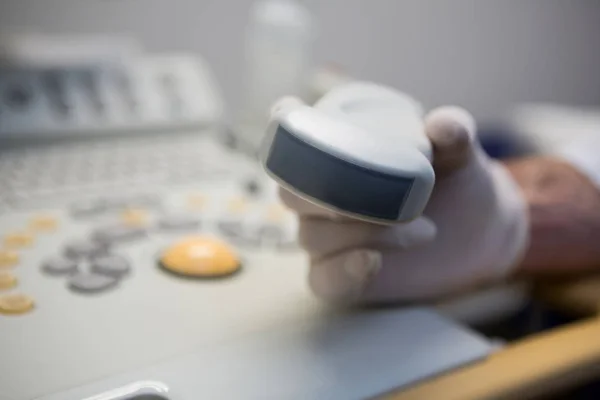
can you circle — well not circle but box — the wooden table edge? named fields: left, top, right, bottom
left=381, top=317, right=600, bottom=400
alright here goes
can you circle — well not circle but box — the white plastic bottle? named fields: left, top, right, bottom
left=236, top=0, right=315, bottom=151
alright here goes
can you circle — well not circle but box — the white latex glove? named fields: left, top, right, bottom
left=278, top=105, right=530, bottom=305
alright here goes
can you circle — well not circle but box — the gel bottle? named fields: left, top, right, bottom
left=236, top=0, right=315, bottom=153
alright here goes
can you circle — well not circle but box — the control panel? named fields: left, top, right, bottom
left=0, top=132, right=309, bottom=400
left=0, top=53, right=223, bottom=138
left=0, top=49, right=494, bottom=400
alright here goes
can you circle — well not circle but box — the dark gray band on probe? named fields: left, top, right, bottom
left=266, top=124, right=414, bottom=221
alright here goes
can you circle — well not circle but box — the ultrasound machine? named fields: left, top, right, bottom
left=1, top=33, right=599, bottom=400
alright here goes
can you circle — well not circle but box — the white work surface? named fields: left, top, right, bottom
left=0, top=132, right=495, bottom=400
left=38, top=308, right=493, bottom=400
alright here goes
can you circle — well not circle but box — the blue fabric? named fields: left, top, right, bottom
left=477, top=124, right=536, bottom=159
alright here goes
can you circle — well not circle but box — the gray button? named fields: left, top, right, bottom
left=64, top=239, right=109, bottom=260
left=133, top=194, right=162, bottom=207
left=70, top=199, right=106, bottom=218
left=259, top=225, right=297, bottom=249
left=106, top=194, right=163, bottom=210
left=91, top=254, right=131, bottom=278
left=217, top=220, right=244, bottom=238
left=92, top=225, right=146, bottom=244
left=223, top=129, right=239, bottom=149
left=259, top=225, right=283, bottom=242
left=243, top=179, right=261, bottom=196
left=157, top=215, right=201, bottom=231
left=42, top=256, right=78, bottom=276
left=68, top=272, right=119, bottom=294
left=5, top=82, right=34, bottom=110
left=277, top=237, right=298, bottom=249
left=218, top=220, right=259, bottom=247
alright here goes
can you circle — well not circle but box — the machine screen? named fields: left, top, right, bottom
left=266, top=125, right=414, bottom=220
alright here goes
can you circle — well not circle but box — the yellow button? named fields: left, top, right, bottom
left=227, top=197, right=247, bottom=214
left=0, top=293, right=34, bottom=315
left=29, top=216, right=59, bottom=232
left=120, top=209, right=148, bottom=227
left=186, top=194, right=207, bottom=210
left=0, top=251, right=19, bottom=268
left=0, top=272, right=17, bottom=290
left=159, top=236, right=241, bottom=278
left=4, top=233, right=34, bottom=249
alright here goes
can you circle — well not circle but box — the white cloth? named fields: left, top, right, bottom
left=555, top=133, right=600, bottom=189
left=510, top=103, right=600, bottom=189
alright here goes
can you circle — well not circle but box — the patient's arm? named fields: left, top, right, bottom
left=504, top=156, right=600, bottom=277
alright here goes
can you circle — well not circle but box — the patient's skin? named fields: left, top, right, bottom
left=504, top=156, right=600, bottom=277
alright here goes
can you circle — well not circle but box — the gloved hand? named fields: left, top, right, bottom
left=276, top=101, right=530, bottom=305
